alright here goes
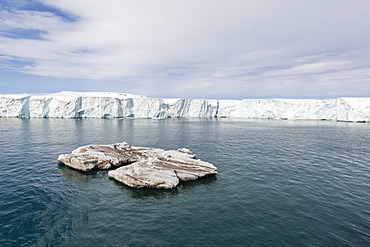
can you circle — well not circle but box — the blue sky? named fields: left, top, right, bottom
left=1, top=0, right=370, bottom=99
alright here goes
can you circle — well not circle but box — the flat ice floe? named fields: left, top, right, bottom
left=57, top=142, right=217, bottom=189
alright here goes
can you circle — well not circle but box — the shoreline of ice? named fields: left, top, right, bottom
left=1, top=91, right=370, bottom=122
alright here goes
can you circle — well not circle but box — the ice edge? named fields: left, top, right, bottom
left=1, top=92, right=370, bottom=122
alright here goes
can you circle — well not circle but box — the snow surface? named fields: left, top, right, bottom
left=1, top=92, right=370, bottom=122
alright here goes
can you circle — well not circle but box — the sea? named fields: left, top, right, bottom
left=0, top=118, right=369, bottom=246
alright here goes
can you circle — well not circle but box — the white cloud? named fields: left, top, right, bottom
left=1, top=0, right=370, bottom=98
left=0, top=9, right=65, bottom=30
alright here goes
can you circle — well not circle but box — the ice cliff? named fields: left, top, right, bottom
left=1, top=91, right=370, bottom=122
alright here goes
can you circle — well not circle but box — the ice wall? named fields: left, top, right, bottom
left=1, top=91, right=370, bottom=122
left=217, top=99, right=338, bottom=120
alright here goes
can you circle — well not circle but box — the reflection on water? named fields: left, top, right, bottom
left=108, top=178, right=179, bottom=199
left=58, top=163, right=100, bottom=183
left=108, top=175, right=217, bottom=199
left=58, top=160, right=217, bottom=199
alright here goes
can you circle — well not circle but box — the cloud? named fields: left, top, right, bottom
left=1, top=0, right=370, bottom=98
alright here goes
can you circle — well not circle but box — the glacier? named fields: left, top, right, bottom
left=1, top=91, right=370, bottom=122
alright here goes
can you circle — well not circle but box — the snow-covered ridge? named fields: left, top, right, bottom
left=1, top=91, right=370, bottom=122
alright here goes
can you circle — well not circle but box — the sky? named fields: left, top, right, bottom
left=1, top=0, right=370, bottom=99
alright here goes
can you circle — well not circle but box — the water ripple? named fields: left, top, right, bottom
left=0, top=119, right=370, bottom=246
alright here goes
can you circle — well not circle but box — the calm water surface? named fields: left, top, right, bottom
left=0, top=118, right=369, bottom=246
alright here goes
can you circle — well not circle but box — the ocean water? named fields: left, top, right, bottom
left=0, top=118, right=369, bottom=247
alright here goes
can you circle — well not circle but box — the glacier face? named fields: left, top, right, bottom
left=1, top=91, right=370, bottom=122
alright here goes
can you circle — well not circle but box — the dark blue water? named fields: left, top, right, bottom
left=0, top=118, right=369, bottom=246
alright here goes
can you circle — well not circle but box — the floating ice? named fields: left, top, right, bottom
left=58, top=142, right=217, bottom=189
